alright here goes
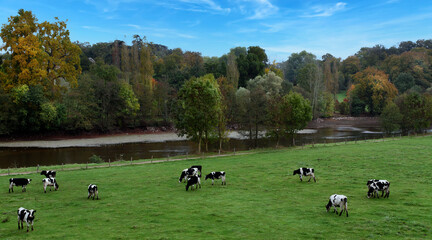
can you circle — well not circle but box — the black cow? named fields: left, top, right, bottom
left=40, top=170, right=56, bottom=178
left=17, top=207, right=36, bottom=232
left=42, top=178, right=59, bottom=193
left=293, top=168, right=316, bottom=182
left=190, top=165, right=202, bottom=177
left=205, top=171, right=226, bottom=185
left=179, top=167, right=199, bottom=183
left=186, top=176, right=201, bottom=191
left=367, top=179, right=390, bottom=198
left=88, top=184, right=99, bottom=200
left=9, top=178, right=31, bottom=193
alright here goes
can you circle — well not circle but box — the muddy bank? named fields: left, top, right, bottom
left=0, top=117, right=380, bottom=148
left=307, top=117, right=379, bottom=129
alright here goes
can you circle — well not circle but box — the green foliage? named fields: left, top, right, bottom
left=396, top=92, right=432, bottom=133
left=174, top=74, right=222, bottom=153
left=394, top=72, right=415, bottom=93
left=88, top=154, right=103, bottom=163
left=321, top=92, right=335, bottom=118
left=380, top=102, right=402, bottom=135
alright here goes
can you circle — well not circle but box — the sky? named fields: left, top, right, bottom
left=1, top=0, right=432, bottom=62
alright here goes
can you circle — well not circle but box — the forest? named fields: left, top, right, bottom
left=0, top=10, right=431, bottom=146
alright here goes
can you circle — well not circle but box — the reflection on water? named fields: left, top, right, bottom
left=0, top=125, right=388, bottom=169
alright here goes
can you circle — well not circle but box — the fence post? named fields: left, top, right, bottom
left=62, top=163, right=64, bottom=171
left=37, top=164, right=39, bottom=173
left=218, top=149, right=221, bottom=155
left=109, top=158, right=111, bottom=167
left=8, top=167, right=10, bottom=175
left=86, top=162, right=88, bottom=170
left=234, top=148, right=236, bottom=155
left=130, top=157, right=132, bottom=165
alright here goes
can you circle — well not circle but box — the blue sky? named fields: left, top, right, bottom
left=1, top=0, right=432, bottom=62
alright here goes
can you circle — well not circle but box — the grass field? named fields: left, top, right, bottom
left=1, top=136, right=431, bottom=239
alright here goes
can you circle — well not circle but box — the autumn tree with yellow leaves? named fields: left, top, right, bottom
left=0, top=9, right=81, bottom=99
left=348, top=67, right=398, bottom=115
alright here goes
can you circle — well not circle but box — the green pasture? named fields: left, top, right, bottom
left=1, top=136, right=431, bottom=239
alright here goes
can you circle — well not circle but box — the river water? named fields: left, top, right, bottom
left=0, top=124, right=385, bottom=169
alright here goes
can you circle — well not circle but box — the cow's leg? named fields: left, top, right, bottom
left=375, top=190, right=379, bottom=199
left=308, top=176, right=312, bottom=182
left=299, top=175, right=303, bottom=181
left=96, top=191, right=99, bottom=200
left=212, top=179, right=214, bottom=185
left=381, top=190, right=384, bottom=197
left=26, top=221, right=29, bottom=232
left=18, top=219, right=20, bottom=229
left=31, top=221, right=34, bottom=231
left=313, top=174, right=316, bottom=182
left=9, top=183, right=13, bottom=193
left=222, top=176, right=226, bottom=185
left=345, top=205, right=349, bottom=217
left=88, top=192, right=91, bottom=199
left=339, top=206, right=343, bottom=216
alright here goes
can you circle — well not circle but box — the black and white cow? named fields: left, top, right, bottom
left=88, top=184, right=99, bottom=200
left=9, top=178, right=31, bottom=193
left=367, top=179, right=390, bottom=198
left=293, top=168, right=316, bottom=182
left=179, top=167, right=199, bottom=183
left=42, top=177, right=59, bottom=193
left=17, top=207, right=36, bottom=232
left=326, top=194, right=348, bottom=217
left=205, top=171, right=226, bottom=185
left=40, top=170, right=56, bottom=178
left=190, top=165, right=202, bottom=177
left=186, top=175, right=201, bottom=191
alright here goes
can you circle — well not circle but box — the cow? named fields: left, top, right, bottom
left=205, top=171, right=226, bottom=185
left=186, top=176, right=201, bottom=191
left=367, top=179, right=390, bottom=198
left=88, top=184, right=99, bottom=200
left=40, top=170, right=56, bottom=178
left=326, top=194, right=348, bottom=217
left=293, top=168, right=316, bottom=182
left=179, top=167, right=199, bottom=183
left=190, top=165, right=202, bottom=177
left=42, top=178, right=59, bottom=193
left=9, top=178, right=31, bottom=193
left=17, top=207, right=36, bottom=232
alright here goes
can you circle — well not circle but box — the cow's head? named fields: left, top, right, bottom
left=54, top=182, right=59, bottom=190
left=205, top=173, right=213, bottom=180
left=28, top=210, right=36, bottom=221
left=325, top=200, right=332, bottom=212
left=366, top=179, right=375, bottom=186
left=179, top=171, right=186, bottom=183
left=293, top=169, right=300, bottom=175
left=367, top=186, right=375, bottom=198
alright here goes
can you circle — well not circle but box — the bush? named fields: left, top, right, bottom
left=89, top=154, right=103, bottom=163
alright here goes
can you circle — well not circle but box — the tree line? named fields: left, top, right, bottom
left=0, top=10, right=431, bottom=147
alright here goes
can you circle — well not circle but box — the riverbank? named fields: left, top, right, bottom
left=0, top=117, right=380, bottom=148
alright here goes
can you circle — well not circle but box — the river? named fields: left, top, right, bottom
left=0, top=117, right=387, bottom=169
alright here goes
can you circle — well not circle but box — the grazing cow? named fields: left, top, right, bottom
left=42, top=178, right=59, bottom=193
left=190, top=165, right=202, bottom=177
left=40, top=170, right=56, bottom=178
left=186, top=176, right=201, bottom=191
left=179, top=167, right=199, bottom=183
left=326, top=194, right=348, bottom=217
left=9, top=178, right=31, bottom=193
left=205, top=171, right=226, bottom=185
left=293, top=168, right=316, bottom=182
left=17, top=207, right=36, bottom=232
left=367, top=179, right=390, bottom=198
left=88, top=184, right=99, bottom=200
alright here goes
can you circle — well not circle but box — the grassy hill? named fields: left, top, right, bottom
left=1, top=136, right=431, bottom=239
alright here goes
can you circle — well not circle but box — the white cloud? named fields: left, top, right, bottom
left=244, top=0, right=279, bottom=20
left=303, top=2, right=347, bottom=17
left=162, top=0, right=230, bottom=14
